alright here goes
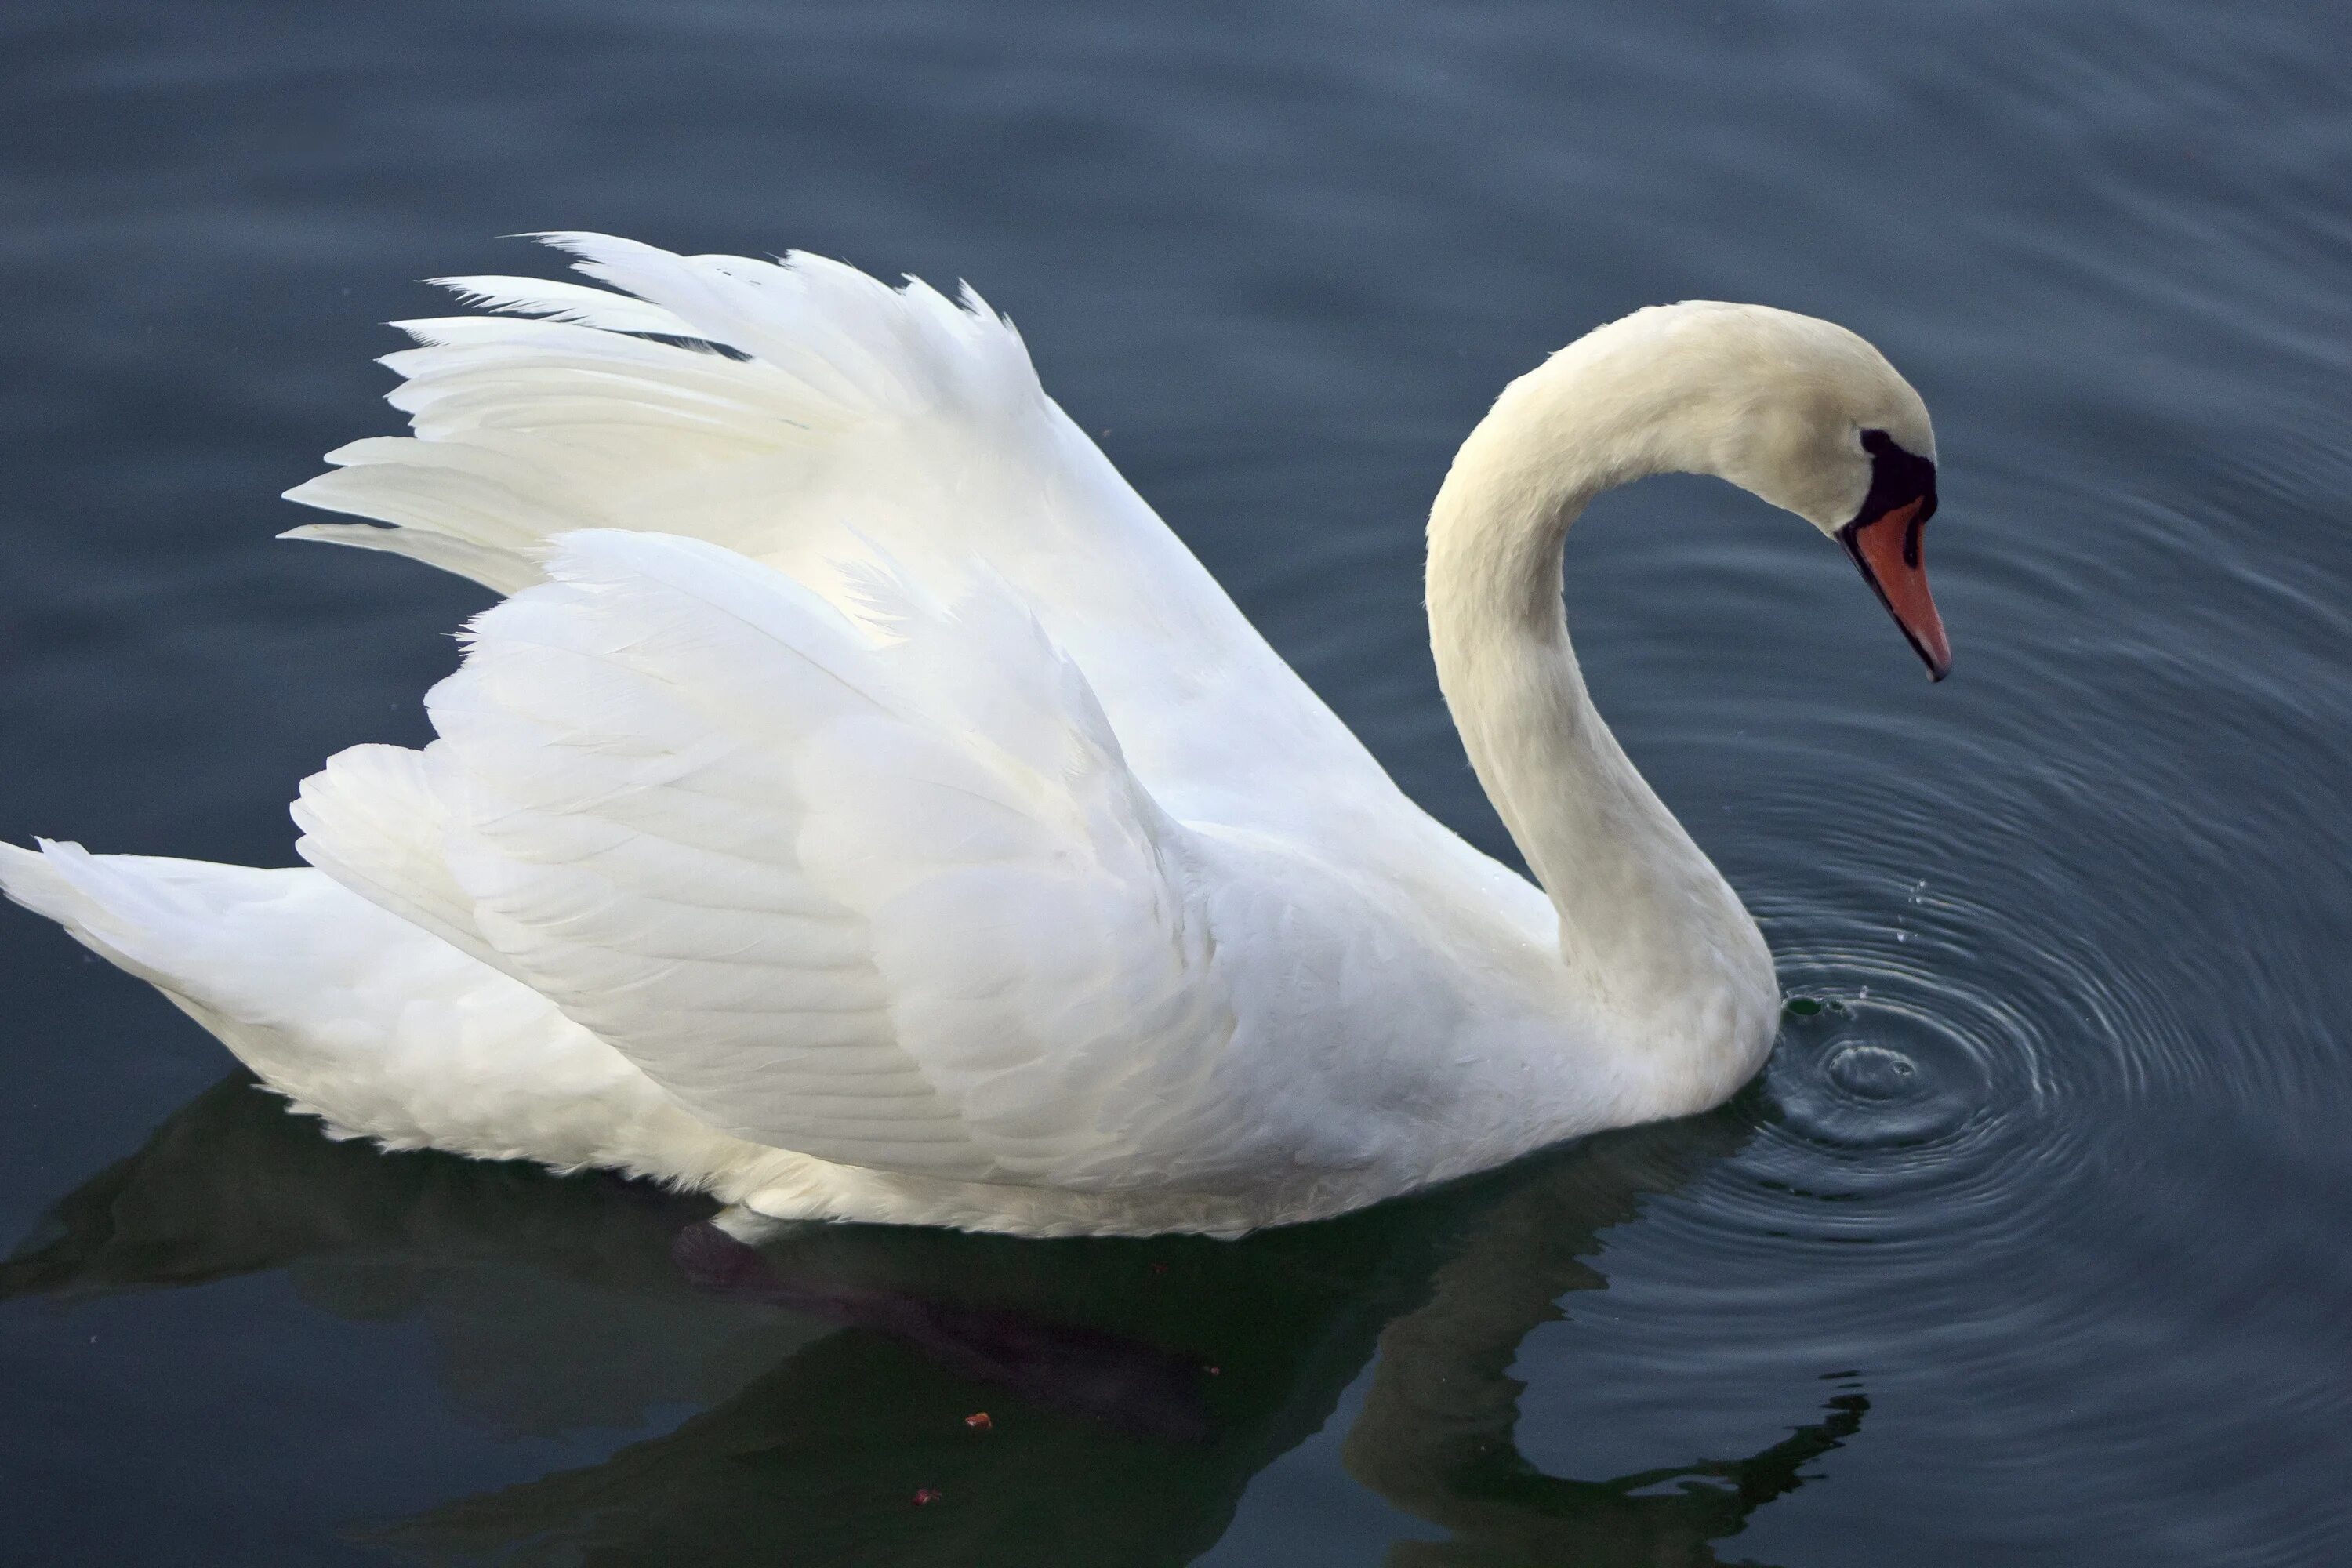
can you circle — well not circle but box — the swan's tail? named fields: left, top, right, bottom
left=0, top=838, right=340, bottom=1127
left=0, top=838, right=797, bottom=1192
left=0, top=839, right=78, bottom=933
left=0, top=839, right=289, bottom=999
left=0, top=838, right=406, bottom=1112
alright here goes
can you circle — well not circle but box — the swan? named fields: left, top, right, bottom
left=0, top=235, right=1947, bottom=1237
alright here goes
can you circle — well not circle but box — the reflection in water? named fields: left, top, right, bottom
left=5, top=1073, right=1864, bottom=1566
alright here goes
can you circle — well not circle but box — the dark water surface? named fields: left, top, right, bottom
left=4, top=2, right=2348, bottom=1563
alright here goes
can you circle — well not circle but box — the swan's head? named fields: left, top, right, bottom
left=1552, top=301, right=1951, bottom=679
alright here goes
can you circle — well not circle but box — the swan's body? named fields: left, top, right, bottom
left=2, top=236, right=1945, bottom=1236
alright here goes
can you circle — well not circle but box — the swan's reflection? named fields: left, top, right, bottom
left=4, top=1073, right=1862, bottom=1566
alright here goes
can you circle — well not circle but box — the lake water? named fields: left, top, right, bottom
left=3, top=2, right=2348, bottom=1563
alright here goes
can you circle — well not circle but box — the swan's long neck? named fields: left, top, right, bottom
left=1426, top=339, right=1776, bottom=1062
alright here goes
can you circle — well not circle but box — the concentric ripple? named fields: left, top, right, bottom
left=1773, top=1000, right=1989, bottom=1152
left=1733, top=916, right=2070, bottom=1241
left=1639, top=710, right=2332, bottom=1258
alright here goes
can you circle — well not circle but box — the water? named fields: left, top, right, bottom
left=3, top=1, right=2347, bottom=1563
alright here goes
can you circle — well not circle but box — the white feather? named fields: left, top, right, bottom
left=426, top=274, right=699, bottom=338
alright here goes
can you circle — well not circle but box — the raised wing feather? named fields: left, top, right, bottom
left=292, top=742, right=496, bottom=970
left=279, top=233, right=1390, bottom=836
left=393, top=529, right=1229, bottom=1185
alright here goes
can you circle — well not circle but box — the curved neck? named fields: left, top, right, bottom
left=1425, top=343, right=1773, bottom=1033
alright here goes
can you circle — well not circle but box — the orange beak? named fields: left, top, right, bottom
left=1840, top=496, right=1951, bottom=681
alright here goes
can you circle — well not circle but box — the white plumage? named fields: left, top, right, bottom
left=2, top=235, right=1946, bottom=1235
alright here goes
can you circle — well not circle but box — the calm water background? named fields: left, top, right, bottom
left=3, top=2, right=2348, bottom=1563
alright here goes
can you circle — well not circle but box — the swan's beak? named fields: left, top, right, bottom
left=1840, top=497, right=1951, bottom=681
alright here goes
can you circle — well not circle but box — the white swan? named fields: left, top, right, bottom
left=0, top=235, right=1947, bottom=1237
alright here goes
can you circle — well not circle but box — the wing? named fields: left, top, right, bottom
left=297, top=529, right=1235, bottom=1187
left=281, top=232, right=1387, bottom=832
